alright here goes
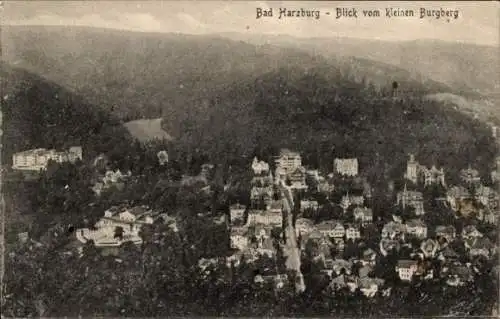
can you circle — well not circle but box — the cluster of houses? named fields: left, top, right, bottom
left=294, top=153, right=498, bottom=296
left=298, top=212, right=495, bottom=291
left=217, top=151, right=499, bottom=295
left=12, top=146, right=83, bottom=171
left=220, top=157, right=286, bottom=286
left=18, top=143, right=495, bottom=295
left=75, top=205, right=178, bottom=248
left=404, top=154, right=446, bottom=187
left=92, top=169, right=132, bottom=196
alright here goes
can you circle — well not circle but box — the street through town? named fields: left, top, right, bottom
left=279, top=182, right=306, bottom=293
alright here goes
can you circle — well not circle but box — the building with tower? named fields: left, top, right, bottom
left=404, top=154, right=446, bottom=187
left=397, top=184, right=425, bottom=215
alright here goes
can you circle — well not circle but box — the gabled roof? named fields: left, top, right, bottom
left=136, top=214, right=153, bottom=222
left=261, top=237, right=274, bottom=251
left=231, top=227, right=247, bottom=236
left=278, top=148, right=300, bottom=157
left=449, top=265, right=473, bottom=278
left=330, top=274, right=347, bottom=287
left=406, top=219, right=426, bottom=228
left=359, top=277, right=384, bottom=288
left=330, top=259, right=352, bottom=269
left=289, top=166, right=306, bottom=176
left=354, top=207, right=373, bottom=216
left=380, top=239, right=400, bottom=252
left=359, top=265, right=373, bottom=278
left=269, top=200, right=282, bottom=210
left=363, top=248, right=377, bottom=259
left=436, top=225, right=456, bottom=234
left=345, top=223, right=361, bottom=231
left=397, top=259, right=418, bottom=268
left=253, top=223, right=272, bottom=236
left=383, top=221, right=406, bottom=233
left=334, top=158, right=358, bottom=165
left=420, top=239, right=439, bottom=253
left=296, top=218, right=314, bottom=227
left=460, top=167, right=479, bottom=176
left=127, top=206, right=149, bottom=217
left=440, top=246, right=458, bottom=258
left=316, top=220, right=343, bottom=231
left=157, top=213, right=176, bottom=223
left=230, top=203, right=246, bottom=210
left=462, top=225, right=482, bottom=236
left=471, top=237, right=494, bottom=250
left=307, top=230, right=324, bottom=239
left=447, top=185, right=471, bottom=198
left=301, top=199, right=319, bottom=205
left=475, top=184, right=495, bottom=196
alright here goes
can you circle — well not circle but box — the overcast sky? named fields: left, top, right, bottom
left=4, top=1, right=499, bottom=46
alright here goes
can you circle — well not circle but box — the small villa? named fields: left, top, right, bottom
left=76, top=205, right=154, bottom=247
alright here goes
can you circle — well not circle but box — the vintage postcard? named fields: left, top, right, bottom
left=1, top=0, right=499, bottom=317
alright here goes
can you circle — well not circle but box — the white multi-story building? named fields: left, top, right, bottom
left=334, top=158, right=359, bottom=177
left=76, top=205, right=153, bottom=247
left=157, top=150, right=169, bottom=165
left=12, top=146, right=83, bottom=171
left=460, top=167, right=481, bottom=185
left=300, top=200, right=319, bottom=212
left=246, top=211, right=282, bottom=227
left=252, top=157, right=270, bottom=175
left=353, top=207, right=373, bottom=224
left=316, top=220, right=345, bottom=238
left=230, top=227, right=249, bottom=251
left=345, top=224, right=361, bottom=241
left=405, top=219, right=427, bottom=239
left=274, top=149, right=302, bottom=174
left=382, top=222, right=406, bottom=240
left=396, top=260, right=418, bottom=281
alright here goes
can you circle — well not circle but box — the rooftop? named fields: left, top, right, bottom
left=436, top=225, right=456, bottom=234
left=383, top=221, right=406, bottom=233
left=230, top=203, right=246, bottom=210
left=406, top=219, right=426, bottom=228
left=316, top=220, right=343, bottom=231
left=127, top=206, right=150, bottom=217
left=334, top=158, right=359, bottom=163
left=462, top=225, right=480, bottom=234
left=440, top=246, right=459, bottom=258
left=471, top=237, right=493, bottom=249
left=278, top=149, right=301, bottom=157
left=354, top=207, right=373, bottom=216
left=397, top=259, right=418, bottom=268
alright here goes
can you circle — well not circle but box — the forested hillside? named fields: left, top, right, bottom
left=1, top=63, right=132, bottom=165
left=220, top=33, right=499, bottom=96
left=3, top=25, right=454, bottom=122
left=164, top=64, right=497, bottom=187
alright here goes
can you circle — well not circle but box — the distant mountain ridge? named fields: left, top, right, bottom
left=217, top=32, right=499, bottom=97
left=3, top=25, right=455, bottom=121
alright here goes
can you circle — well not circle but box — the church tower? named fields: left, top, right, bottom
left=406, top=154, right=418, bottom=184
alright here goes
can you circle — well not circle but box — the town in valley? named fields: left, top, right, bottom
left=1, top=1, right=498, bottom=317
left=4, top=130, right=500, bottom=315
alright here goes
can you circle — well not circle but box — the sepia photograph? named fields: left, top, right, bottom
left=0, top=1, right=499, bottom=317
